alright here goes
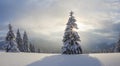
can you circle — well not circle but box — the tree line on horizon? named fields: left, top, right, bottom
left=4, top=24, right=37, bottom=53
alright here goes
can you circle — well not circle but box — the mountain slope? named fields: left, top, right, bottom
left=0, top=53, right=120, bottom=66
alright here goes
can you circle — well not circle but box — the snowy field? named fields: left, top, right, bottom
left=0, top=53, right=120, bottom=66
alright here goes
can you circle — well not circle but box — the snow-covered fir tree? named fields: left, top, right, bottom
left=114, top=34, right=120, bottom=52
left=23, top=31, right=30, bottom=52
left=62, top=11, right=82, bottom=54
left=5, top=24, right=19, bottom=52
left=16, top=29, right=24, bottom=52
left=29, top=42, right=35, bottom=52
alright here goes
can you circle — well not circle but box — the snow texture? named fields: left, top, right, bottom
left=0, top=53, right=120, bottom=66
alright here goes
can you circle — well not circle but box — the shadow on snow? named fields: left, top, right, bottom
left=27, top=54, right=103, bottom=66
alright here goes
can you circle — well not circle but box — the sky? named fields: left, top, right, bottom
left=0, top=0, right=120, bottom=52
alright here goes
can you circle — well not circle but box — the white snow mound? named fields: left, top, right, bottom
left=0, top=53, right=120, bottom=66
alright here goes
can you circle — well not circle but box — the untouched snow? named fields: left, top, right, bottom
left=0, top=53, right=120, bottom=66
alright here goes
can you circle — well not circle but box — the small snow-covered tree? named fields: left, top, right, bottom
left=38, top=49, right=40, bottom=53
left=23, top=31, right=30, bottom=52
left=62, top=11, right=82, bottom=54
left=5, top=24, right=19, bottom=52
left=29, top=42, right=35, bottom=52
left=114, top=34, right=120, bottom=52
left=16, top=29, right=24, bottom=52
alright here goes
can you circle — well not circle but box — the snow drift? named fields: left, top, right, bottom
left=0, top=53, right=120, bottom=66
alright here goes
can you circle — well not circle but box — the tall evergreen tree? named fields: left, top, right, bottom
left=114, top=34, right=120, bottom=52
left=5, top=24, right=19, bottom=52
left=23, top=31, right=30, bottom=52
left=62, top=11, right=82, bottom=54
left=16, top=29, right=24, bottom=52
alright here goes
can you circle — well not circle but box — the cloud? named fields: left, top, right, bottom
left=0, top=0, right=120, bottom=52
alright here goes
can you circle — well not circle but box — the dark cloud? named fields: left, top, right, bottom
left=0, top=0, right=28, bottom=22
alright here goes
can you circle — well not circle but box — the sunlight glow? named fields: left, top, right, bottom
left=76, top=22, right=94, bottom=31
left=72, top=28, right=79, bottom=32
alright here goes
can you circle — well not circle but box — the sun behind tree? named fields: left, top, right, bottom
left=62, top=11, right=82, bottom=54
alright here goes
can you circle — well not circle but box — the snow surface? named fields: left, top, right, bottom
left=0, top=53, right=120, bottom=66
